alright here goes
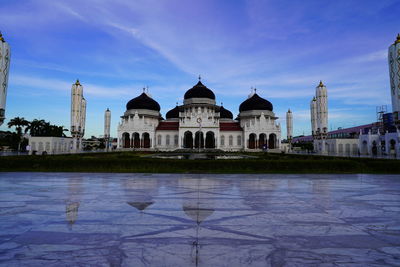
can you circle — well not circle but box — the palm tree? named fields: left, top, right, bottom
left=7, top=117, right=29, bottom=151
left=25, top=119, right=46, bottom=136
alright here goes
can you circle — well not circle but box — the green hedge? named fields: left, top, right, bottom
left=0, top=152, right=399, bottom=173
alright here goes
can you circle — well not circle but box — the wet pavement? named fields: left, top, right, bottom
left=0, top=173, right=399, bottom=266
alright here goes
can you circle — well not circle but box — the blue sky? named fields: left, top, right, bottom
left=0, top=0, right=399, bottom=138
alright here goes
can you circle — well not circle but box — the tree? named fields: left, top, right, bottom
left=7, top=117, right=29, bottom=151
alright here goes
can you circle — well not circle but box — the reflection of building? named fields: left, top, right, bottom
left=65, top=176, right=83, bottom=228
left=0, top=32, right=11, bottom=126
left=117, top=79, right=281, bottom=151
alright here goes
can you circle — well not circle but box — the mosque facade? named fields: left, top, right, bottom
left=117, top=80, right=281, bottom=151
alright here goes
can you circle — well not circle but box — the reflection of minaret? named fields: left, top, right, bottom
left=65, top=176, right=83, bottom=229
left=0, top=32, right=11, bottom=126
left=104, top=108, right=111, bottom=151
left=70, top=80, right=86, bottom=151
left=389, top=34, right=400, bottom=127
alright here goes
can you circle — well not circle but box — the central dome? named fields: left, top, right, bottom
left=239, top=93, right=273, bottom=112
left=184, top=81, right=215, bottom=100
left=126, top=93, right=160, bottom=111
left=220, top=106, right=233, bottom=119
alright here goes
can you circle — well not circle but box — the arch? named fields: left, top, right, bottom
left=142, top=132, right=150, bottom=148
left=237, top=135, right=242, bottom=146
left=205, top=131, right=215, bottom=148
left=390, top=139, right=396, bottom=150
left=361, top=140, right=368, bottom=155
left=122, top=132, right=130, bottom=148
left=195, top=131, right=204, bottom=149
left=268, top=133, right=276, bottom=149
left=166, top=135, right=170, bottom=146
left=184, top=131, right=193, bottom=149
left=345, top=144, right=351, bottom=155
left=174, top=135, right=179, bottom=146
left=259, top=133, right=266, bottom=149
left=372, top=140, right=378, bottom=156
left=352, top=144, right=358, bottom=155
left=221, top=135, right=225, bottom=146
left=338, top=144, right=343, bottom=154
left=157, top=135, right=162, bottom=146
left=228, top=135, right=233, bottom=146
left=133, top=132, right=140, bottom=148
left=248, top=133, right=256, bottom=149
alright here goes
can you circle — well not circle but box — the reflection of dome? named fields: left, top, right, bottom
left=239, top=93, right=273, bottom=112
left=183, top=206, right=214, bottom=223
left=184, top=81, right=215, bottom=100
left=220, top=106, right=233, bottom=119
left=127, top=202, right=154, bottom=211
left=166, top=106, right=179, bottom=119
left=126, top=93, right=161, bottom=111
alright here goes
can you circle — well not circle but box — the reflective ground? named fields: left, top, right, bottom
left=0, top=173, right=400, bottom=266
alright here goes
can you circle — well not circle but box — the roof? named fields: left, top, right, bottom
left=126, top=92, right=161, bottom=111
left=220, top=106, right=233, bottom=119
left=156, top=121, right=179, bottom=131
left=184, top=81, right=215, bottom=100
left=220, top=122, right=243, bottom=131
left=166, top=106, right=179, bottom=119
left=239, top=93, right=273, bottom=112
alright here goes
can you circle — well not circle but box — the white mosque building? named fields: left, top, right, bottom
left=117, top=79, right=281, bottom=151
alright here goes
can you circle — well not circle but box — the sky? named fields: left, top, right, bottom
left=0, top=0, right=399, bottom=138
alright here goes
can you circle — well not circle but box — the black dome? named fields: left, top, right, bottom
left=126, top=93, right=160, bottom=111
left=220, top=106, right=233, bottom=119
left=184, top=81, right=215, bottom=100
left=239, top=93, right=273, bottom=112
left=166, top=106, right=179, bottom=119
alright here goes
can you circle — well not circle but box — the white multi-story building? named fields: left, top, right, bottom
left=117, top=80, right=281, bottom=151
left=0, top=32, right=11, bottom=126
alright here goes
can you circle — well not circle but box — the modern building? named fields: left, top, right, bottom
left=117, top=79, right=281, bottom=151
left=0, top=32, right=11, bottom=126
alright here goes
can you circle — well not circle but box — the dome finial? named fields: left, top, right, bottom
left=198, top=74, right=201, bottom=81
left=143, top=87, right=146, bottom=93
left=254, top=87, right=257, bottom=93
left=221, top=102, right=223, bottom=106
left=395, top=33, right=400, bottom=44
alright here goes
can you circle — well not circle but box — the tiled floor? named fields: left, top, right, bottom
left=0, top=173, right=399, bottom=266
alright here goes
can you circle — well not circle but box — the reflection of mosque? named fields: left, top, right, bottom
left=123, top=179, right=158, bottom=212
left=118, top=78, right=281, bottom=151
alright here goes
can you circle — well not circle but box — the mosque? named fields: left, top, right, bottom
left=117, top=79, right=281, bottom=151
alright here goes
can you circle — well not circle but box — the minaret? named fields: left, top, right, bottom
left=286, top=109, right=293, bottom=151
left=310, top=97, right=317, bottom=137
left=0, top=32, right=11, bottom=126
left=70, top=79, right=85, bottom=151
left=316, top=80, right=328, bottom=136
left=389, top=33, right=400, bottom=127
left=104, top=108, right=111, bottom=151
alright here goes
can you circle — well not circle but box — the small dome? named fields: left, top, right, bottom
left=166, top=106, right=179, bottom=119
left=126, top=92, right=160, bottom=111
left=220, top=106, right=233, bottom=119
left=239, top=93, right=273, bottom=112
left=184, top=81, right=215, bottom=100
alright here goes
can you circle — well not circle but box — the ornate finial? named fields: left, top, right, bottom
left=198, top=75, right=201, bottom=81
left=75, top=79, right=80, bottom=85
left=176, top=102, right=178, bottom=106
left=318, top=80, right=324, bottom=87
left=395, top=33, right=400, bottom=44
left=0, top=32, right=4, bottom=42
left=143, top=87, right=146, bottom=92
left=221, top=102, right=223, bottom=106
left=254, top=87, right=257, bottom=93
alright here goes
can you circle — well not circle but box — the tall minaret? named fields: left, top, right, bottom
left=316, top=80, right=328, bottom=136
left=70, top=79, right=85, bottom=151
left=104, top=108, right=111, bottom=151
left=286, top=109, right=293, bottom=151
left=310, top=97, right=317, bottom=137
left=0, top=32, right=11, bottom=126
left=389, top=33, right=400, bottom=127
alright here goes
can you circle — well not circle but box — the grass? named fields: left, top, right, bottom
left=0, top=151, right=399, bottom=174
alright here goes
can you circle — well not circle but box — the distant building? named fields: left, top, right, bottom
left=117, top=79, right=281, bottom=151
left=28, top=136, right=73, bottom=155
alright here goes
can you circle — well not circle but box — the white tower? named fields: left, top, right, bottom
left=286, top=109, right=293, bottom=151
left=0, top=32, right=11, bottom=126
left=316, top=80, right=328, bottom=136
left=389, top=34, right=400, bottom=127
left=310, top=97, right=317, bottom=137
left=104, top=108, right=111, bottom=151
left=70, top=79, right=85, bottom=151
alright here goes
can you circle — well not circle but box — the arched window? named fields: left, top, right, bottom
left=166, top=135, right=170, bottom=146
left=229, top=135, right=233, bottom=146
left=157, top=135, right=162, bottom=145
left=221, top=135, right=225, bottom=146
left=174, top=135, right=179, bottom=146
left=237, top=135, right=241, bottom=146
